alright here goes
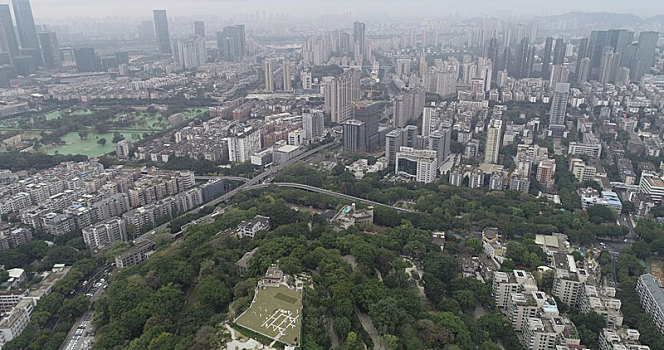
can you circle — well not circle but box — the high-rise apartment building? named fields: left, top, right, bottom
left=536, top=159, right=556, bottom=191
left=323, top=69, right=361, bottom=123
left=577, top=57, right=591, bottom=83
left=153, top=10, right=171, bottom=55
left=428, top=126, right=452, bottom=165
left=386, top=129, right=404, bottom=164
left=421, top=107, right=437, bottom=137
left=552, top=253, right=588, bottom=305
left=82, top=218, right=127, bottom=250
left=301, top=70, right=312, bottom=90
left=548, top=64, right=569, bottom=88
left=303, top=110, right=324, bottom=140
left=484, top=119, right=503, bottom=164
left=393, top=88, right=425, bottom=127
left=228, top=128, right=261, bottom=163
left=264, top=59, right=274, bottom=92
left=492, top=270, right=538, bottom=308
left=282, top=60, right=291, bottom=91
left=172, top=37, right=206, bottom=70
left=549, top=83, right=570, bottom=126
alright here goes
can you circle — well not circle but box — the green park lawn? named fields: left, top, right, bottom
left=43, top=132, right=117, bottom=157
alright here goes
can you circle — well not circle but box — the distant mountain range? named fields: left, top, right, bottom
left=533, top=12, right=664, bottom=28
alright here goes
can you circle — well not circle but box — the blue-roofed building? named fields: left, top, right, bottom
left=636, top=274, right=664, bottom=334
left=601, top=191, right=623, bottom=213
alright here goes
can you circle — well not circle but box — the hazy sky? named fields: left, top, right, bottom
left=11, top=0, right=664, bottom=20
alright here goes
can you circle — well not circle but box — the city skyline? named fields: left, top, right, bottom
left=9, top=0, right=664, bottom=20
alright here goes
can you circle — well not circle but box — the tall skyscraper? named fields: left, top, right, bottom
left=599, top=47, right=617, bottom=84
left=74, top=48, right=97, bottom=72
left=153, top=10, right=171, bottom=55
left=194, top=21, right=205, bottom=37
left=577, top=57, right=591, bottom=83
left=589, top=30, right=610, bottom=77
left=541, top=37, right=553, bottom=79
left=484, top=119, right=503, bottom=164
left=552, top=38, right=566, bottom=65
left=0, top=5, right=20, bottom=58
left=217, top=25, right=246, bottom=62
left=575, top=37, right=590, bottom=82
left=282, top=60, right=291, bottom=91
left=511, top=37, right=531, bottom=78
left=608, top=29, right=634, bottom=65
left=138, top=21, right=156, bottom=41
left=323, top=69, right=361, bottom=123
left=235, top=25, right=246, bottom=57
left=264, top=59, right=274, bottom=92
left=632, top=31, right=659, bottom=81
left=38, top=31, right=60, bottom=70
left=354, top=102, right=382, bottom=142
left=343, top=119, right=366, bottom=152
left=12, top=0, right=39, bottom=50
left=0, top=25, right=11, bottom=63
left=353, top=22, right=366, bottom=63
left=217, top=32, right=235, bottom=62
left=549, top=83, right=570, bottom=126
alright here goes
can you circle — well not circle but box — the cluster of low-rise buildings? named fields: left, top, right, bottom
left=490, top=231, right=650, bottom=350
left=47, top=74, right=190, bottom=101
left=0, top=265, right=71, bottom=348
left=0, top=161, right=225, bottom=251
left=134, top=110, right=320, bottom=167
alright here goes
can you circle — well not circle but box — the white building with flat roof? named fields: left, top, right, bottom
left=640, top=173, right=664, bottom=203
left=395, top=147, right=438, bottom=183
left=492, top=270, right=538, bottom=308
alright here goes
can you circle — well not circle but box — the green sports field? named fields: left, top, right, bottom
left=235, top=284, right=303, bottom=346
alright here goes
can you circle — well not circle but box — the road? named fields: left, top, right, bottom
left=598, top=213, right=638, bottom=256
left=206, top=142, right=339, bottom=207
left=60, top=271, right=110, bottom=350
left=195, top=176, right=249, bottom=182
left=154, top=142, right=339, bottom=232
left=245, top=182, right=413, bottom=213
